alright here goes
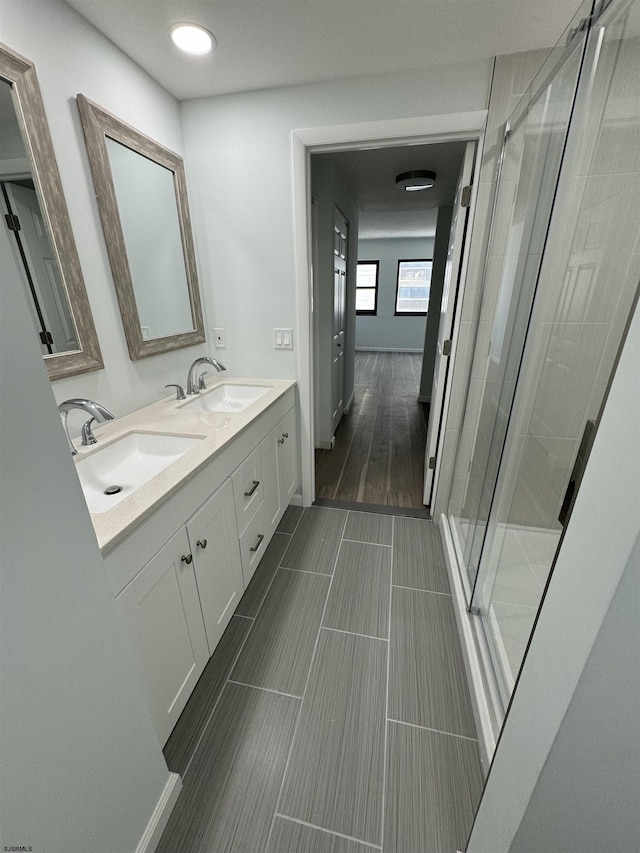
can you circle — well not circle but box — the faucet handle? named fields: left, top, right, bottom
left=165, top=383, right=186, bottom=401
left=81, top=417, right=98, bottom=447
left=198, top=371, right=208, bottom=390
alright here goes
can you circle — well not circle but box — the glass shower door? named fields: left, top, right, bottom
left=447, top=2, right=592, bottom=597
left=472, top=0, right=640, bottom=704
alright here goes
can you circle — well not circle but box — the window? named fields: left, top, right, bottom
left=356, top=261, right=379, bottom=315
left=395, top=259, right=432, bottom=315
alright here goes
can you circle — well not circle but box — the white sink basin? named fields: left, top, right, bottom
left=76, top=431, right=203, bottom=514
left=181, top=383, right=271, bottom=413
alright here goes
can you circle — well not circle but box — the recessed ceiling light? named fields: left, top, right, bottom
left=395, top=170, right=436, bottom=191
left=170, top=23, right=216, bottom=56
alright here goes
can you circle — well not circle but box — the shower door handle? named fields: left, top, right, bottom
left=558, top=419, right=597, bottom=527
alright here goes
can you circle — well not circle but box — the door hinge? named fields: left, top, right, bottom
left=39, top=330, right=54, bottom=346
left=428, top=456, right=436, bottom=470
left=4, top=213, right=20, bottom=232
left=461, top=185, right=473, bottom=208
left=442, top=339, right=452, bottom=357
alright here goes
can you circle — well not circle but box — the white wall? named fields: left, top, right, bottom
left=1, top=0, right=211, bottom=433
left=0, top=141, right=176, bottom=851
left=180, top=59, right=492, bottom=382
left=356, top=236, right=434, bottom=351
left=508, top=535, right=640, bottom=853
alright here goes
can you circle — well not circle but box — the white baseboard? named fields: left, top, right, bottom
left=290, top=492, right=303, bottom=507
left=355, top=346, right=423, bottom=353
left=316, top=436, right=335, bottom=450
left=439, top=514, right=497, bottom=773
left=135, top=772, right=182, bottom=853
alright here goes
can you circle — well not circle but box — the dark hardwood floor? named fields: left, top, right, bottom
left=315, top=351, right=429, bottom=509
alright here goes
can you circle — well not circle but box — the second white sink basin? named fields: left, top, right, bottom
left=181, top=383, right=271, bottom=413
left=76, top=431, right=203, bottom=514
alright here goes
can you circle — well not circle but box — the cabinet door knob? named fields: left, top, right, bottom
left=181, top=554, right=193, bottom=565
left=244, top=480, right=260, bottom=497
left=278, top=437, right=284, bottom=445
left=196, top=539, right=207, bottom=549
left=250, top=534, right=265, bottom=553
left=282, top=432, right=289, bottom=440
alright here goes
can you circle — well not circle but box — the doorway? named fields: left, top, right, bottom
left=308, top=137, right=476, bottom=512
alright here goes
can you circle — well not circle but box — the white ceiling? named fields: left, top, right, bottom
left=64, top=0, right=581, bottom=101
left=314, top=140, right=468, bottom=239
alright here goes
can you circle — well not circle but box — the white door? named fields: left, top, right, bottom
left=424, top=141, right=476, bottom=504
left=3, top=182, right=78, bottom=353
left=332, top=208, right=348, bottom=434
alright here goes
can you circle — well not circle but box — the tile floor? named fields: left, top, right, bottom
left=159, top=505, right=484, bottom=853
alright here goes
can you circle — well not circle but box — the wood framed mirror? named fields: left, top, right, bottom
left=0, top=44, right=103, bottom=379
left=76, top=95, right=205, bottom=360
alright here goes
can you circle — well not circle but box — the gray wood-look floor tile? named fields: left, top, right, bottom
left=279, top=629, right=387, bottom=846
left=392, top=517, right=449, bottom=593
left=389, top=587, right=477, bottom=738
left=384, top=721, right=484, bottom=853
left=157, top=682, right=300, bottom=853
left=236, top=532, right=289, bottom=618
left=344, top=511, right=393, bottom=545
left=281, top=506, right=347, bottom=574
left=278, top=503, right=304, bottom=535
left=231, top=568, right=330, bottom=696
left=322, top=541, right=391, bottom=639
left=268, top=816, right=379, bottom=853
left=163, top=614, right=252, bottom=776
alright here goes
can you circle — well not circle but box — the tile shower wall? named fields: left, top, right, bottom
left=497, top=15, right=640, bottom=530
left=434, top=48, right=551, bottom=520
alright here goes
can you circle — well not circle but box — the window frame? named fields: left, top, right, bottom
left=355, top=260, right=380, bottom=316
left=394, top=258, right=432, bottom=316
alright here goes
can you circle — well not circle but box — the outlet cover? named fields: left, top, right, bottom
left=213, top=328, right=226, bottom=348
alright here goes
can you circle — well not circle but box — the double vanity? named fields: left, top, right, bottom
left=74, top=378, right=298, bottom=744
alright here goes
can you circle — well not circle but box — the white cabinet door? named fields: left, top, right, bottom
left=187, top=478, right=244, bottom=654
left=261, top=422, right=283, bottom=539
left=278, top=407, right=298, bottom=505
left=115, top=527, right=208, bottom=745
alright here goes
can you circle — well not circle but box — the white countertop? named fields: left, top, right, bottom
left=73, top=378, right=296, bottom=553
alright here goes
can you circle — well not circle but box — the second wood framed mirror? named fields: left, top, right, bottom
left=77, top=95, right=205, bottom=360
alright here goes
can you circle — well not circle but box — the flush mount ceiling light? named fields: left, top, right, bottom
left=395, top=170, right=436, bottom=192
left=170, top=23, right=216, bottom=56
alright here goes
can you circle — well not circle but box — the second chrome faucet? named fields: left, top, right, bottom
left=186, top=356, right=226, bottom=395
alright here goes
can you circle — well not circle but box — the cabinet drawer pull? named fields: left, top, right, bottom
left=244, top=480, right=260, bottom=497
left=181, top=554, right=193, bottom=565
left=196, top=539, right=208, bottom=549
left=249, top=534, right=264, bottom=553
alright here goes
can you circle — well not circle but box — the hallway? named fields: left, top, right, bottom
left=315, top=352, right=428, bottom=510
left=159, top=504, right=483, bottom=852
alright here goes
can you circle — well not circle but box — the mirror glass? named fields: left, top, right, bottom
left=77, top=95, right=205, bottom=360
left=0, top=46, right=103, bottom=379
left=104, top=137, right=195, bottom=339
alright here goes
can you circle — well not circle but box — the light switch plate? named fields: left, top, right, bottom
left=273, top=328, right=293, bottom=349
left=213, top=328, right=226, bottom=348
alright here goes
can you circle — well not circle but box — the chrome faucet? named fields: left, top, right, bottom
left=58, top=398, right=115, bottom=456
left=186, top=357, right=226, bottom=395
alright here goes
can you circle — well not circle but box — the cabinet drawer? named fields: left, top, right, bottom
left=238, top=502, right=267, bottom=586
left=231, top=445, right=264, bottom=534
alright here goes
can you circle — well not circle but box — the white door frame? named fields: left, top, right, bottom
left=291, top=110, right=488, bottom=506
